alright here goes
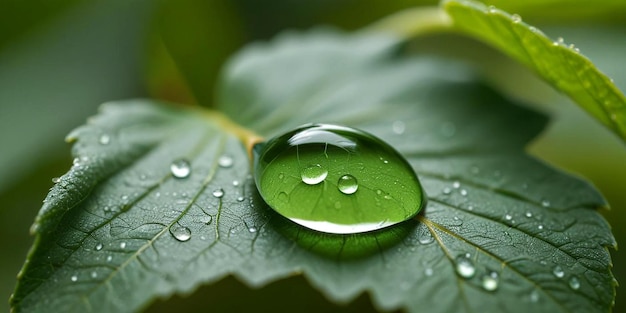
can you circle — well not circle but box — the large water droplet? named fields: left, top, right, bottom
left=481, top=271, right=499, bottom=291
left=455, top=254, right=476, bottom=278
left=337, top=174, right=358, bottom=195
left=301, top=164, right=328, bottom=185
left=253, top=124, right=425, bottom=234
left=569, top=276, right=581, bottom=290
left=218, top=155, right=234, bottom=168
left=170, top=225, right=192, bottom=242
left=553, top=265, right=565, bottom=278
left=171, top=159, right=191, bottom=178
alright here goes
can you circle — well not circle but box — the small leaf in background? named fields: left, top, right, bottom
left=442, top=0, right=626, bottom=141
left=11, top=29, right=616, bottom=313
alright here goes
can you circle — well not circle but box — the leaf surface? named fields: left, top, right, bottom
left=12, top=29, right=616, bottom=313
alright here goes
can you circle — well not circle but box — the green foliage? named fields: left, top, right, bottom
left=11, top=27, right=616, bottom=313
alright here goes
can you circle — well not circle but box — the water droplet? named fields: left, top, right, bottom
left=51, top=177, right=61, bottom=183
left=95, top=243, right=103, bottom=251
left=392, top=121, right=406, bottom=135
left=418, top=232, right=434, bottom=245
left=541, top=199, right=550, bottom=207
left=460, top=189, right=468, bottom=196
left=212, top=188, right=224, bottom=198
left=505, top=214, right=512, bottom=221
left=424, top=268, right=434, bottom=276
left=569, top=276, right=580, bottom=290
left=525, top=212, right=532, bottom=218
left=170, top=159, right=191, bottom=178
left=170, top=225, right=192, bottom=242
left=106, top=255, right=113, bottom=262
left=232, top=180, right=240, bottom=186
left=553, top=265, right=564, bottom=278
left=453, top=181, right=460, bottom=189
left=482, top=271, right=499, bottom=291
left=120, top=242, right=126, bottom=249
left=443, top=187, right=452, bottom=195
left=71, top=275, right=78, bottom=282
left=511, top=14, right=521, bottom=23
left=91, top=271, right=98, bottom=279
left=529, top=290, right=540, bottom=302
left=538, top=225, right=544, bottom=230
left=455, top=254, right=476, bottom=278
left=248, top=226, right=257, bottom=233
left=99, top=134, right=111, bottom=145
left=253, top=124, right=425, bottom=234
left=487, top=5, right=496, bottom=13
left=218, top=155, right=234, bottom=168
left=236, top=196, right=245, bottom=202
left=337, top=174, right=358, bottom=195
left=301, top=164, right=328, bottom=185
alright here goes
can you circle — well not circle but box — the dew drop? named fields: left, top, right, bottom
left=337, top=174, right=358, bottom=195
left=541, top=199, right=550, bottom=207
left=51, top=177, right=61, bottom=183
left=424, top=268, right=434, bottom=276
left=455, top=254, right=476, bottom=278
left=553, top=265, right=565, bottom=278
left=487, top=5, right=496, bottom=13
left=232, top=180, right=240, bottom=187
left=453, top=181, right=460, bottom=189
left=482, top=271, right=499, bottom=291
left=525, top=212, right=533, bottom=218
left=418, top=232, right=434, bottom=245
left=392, top=121, right=406, bottom=135
left=91, top=271, right=98, bottom=279
left=538, top=225, right=544, bottom=230
left=218, top=155, right=234, bottom=168
left=106, top=255, right=113, bottom=262
left=170, top=159, right=191, bottom=178
left=301, top=164, right=328, bottom=185
left=99, top=134, right=111, bottom=145
left=443, top=187, right=452, bottom=195
left=505, top=214, right=512, bottom=221
left=212, top=188, right=224, bottom=198
left=460, top=189, right=468, bottom=196
left=120, top=242, right=126, bottom=249
left=511, top=14, right=522, bottom=23
left=95, top=243, right=103, bottom=251
left=569, top=276, right=581, bottom=290
left=236, top=196, right=245, bottom=202
left=71, top=275, right=78, bottom=282
left=248, top=226, right=258, bottom=233
left=170, top=225, right=192, bottom=242
left=529, top=290, right=540, bottom=303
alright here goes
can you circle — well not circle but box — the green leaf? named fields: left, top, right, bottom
left=12, top=30, right=615, bottom=313
left=481, top=0, right=626, bottom=23
left=441, top=0, right=626, bottom=141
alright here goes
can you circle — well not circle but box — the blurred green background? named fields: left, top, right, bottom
left=1, top=0, right=624, bottom=312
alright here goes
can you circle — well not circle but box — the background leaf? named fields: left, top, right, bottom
left=12, top=29, right=615, bottom=313
left=441, top=0, right=626, bottom=141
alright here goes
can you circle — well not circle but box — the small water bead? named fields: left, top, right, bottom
left=170, top=225, right=192, bottom=242
left=529, top=290, right=540, bottom=303
left=541, top=199, right=551, bottom=207
left=569, top=276, right=581, bottom=290
left=248, top=226, right=258, bottom=233
left=253, top=124, right=425, bottom=234
left=482, top=271, right=499, bottom=291
left=51, top=177, right=61, bottom=183
left=553, top=265, right=565, bottom=278
left=95, top=243, right=103, bottom=251
left=301, top=164, right=328, bottom=185
left=392, top=120, right=406, bottom=135
left=212, top=188, right=224, bottom=198
left=71, top=275, right=78, bottom=282
left=120, top=242, right=127, bottom=249
left=91, top=271, right=98, bottom=279
left=106, top=255, right=113, bottom=262
left=525, top=212, right=533, bottom=218
left=170, top=159, right=191, bottom=178
left=538, top=225, right=544, bottom=230
left=337, top=174, right=358, bottom=195
left=99, top=134, right=111, bottom=145
left=460, top=189, right=468, bottom=196
left=232, top=180, right=240, bottom=187
left=218, top=155, right=234, bottom=168
left=511, top=14, right=522, bottom=23
left=455, top=254, right=476, bottom=278
left=443, top=187, right=452, bottom=195
left=424, top=268, right=434, bottom=276
left=505, top=214, right=513, bottom=221
left=452, top=181, right=460, bottom=189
